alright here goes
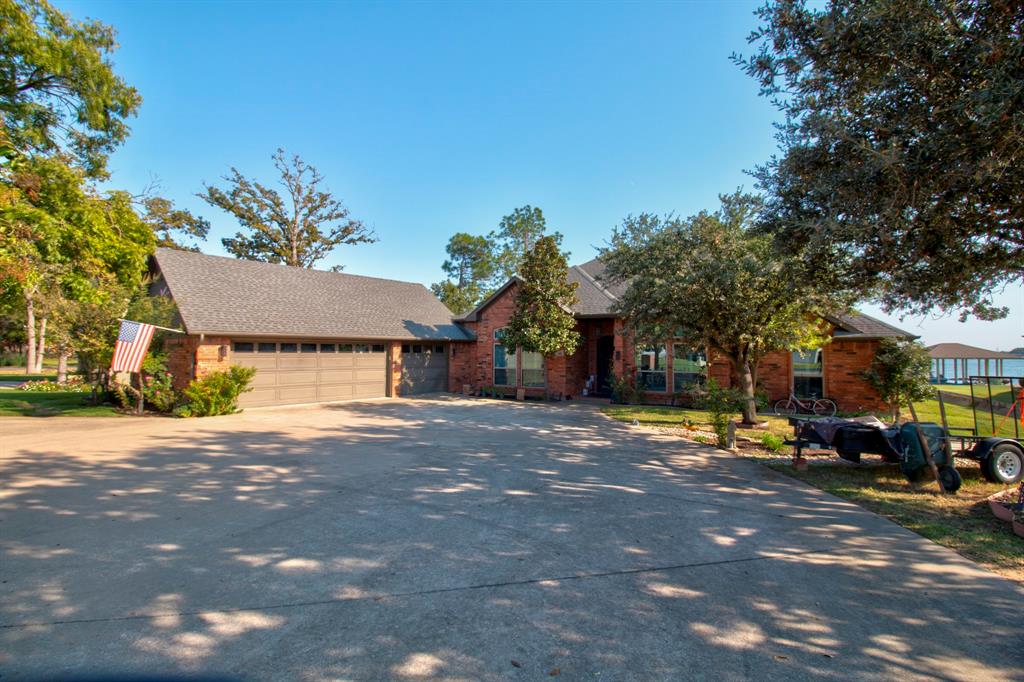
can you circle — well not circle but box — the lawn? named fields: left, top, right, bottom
left=0, top=390, right=119, bottom=417
left=602, top=402, right=1023, bottom=584
left=0, top=372, right=56, bottom=382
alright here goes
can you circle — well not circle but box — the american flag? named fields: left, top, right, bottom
left=111, top=320, right=156, bottom=373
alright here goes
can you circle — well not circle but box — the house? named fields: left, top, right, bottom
left=151, top=248, right=473, bottom=408
left=448, top=258, right=916, bottom=413
left=152, top=248, right=914, bottom=413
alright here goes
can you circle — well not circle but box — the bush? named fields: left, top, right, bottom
left=700, top=379, right=745, bottom=448
left=760, top=433, right=786, bottom=453
left=175, top=365, right=256, bottom=417
left=610, top=372, right=642, bottom=405
left=1, top=352, right=26, bottom=367
left=141, top=354, right=178, bottom=413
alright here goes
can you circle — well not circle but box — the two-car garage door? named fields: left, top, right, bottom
left=233, top=340, right=388, bottom=408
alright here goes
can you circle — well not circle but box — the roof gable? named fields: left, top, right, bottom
left=153, top=248, right=472, bottom=341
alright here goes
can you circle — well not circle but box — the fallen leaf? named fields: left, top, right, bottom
left=549, top=668, right=561, bottom=676
left=773, top=655, right=788, bottom=661
left=511, top=660, right=522, bottom=668
left=822, top=653, right=835, bottom=659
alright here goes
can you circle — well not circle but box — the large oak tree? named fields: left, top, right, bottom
left=736, top=0, right=1024, bottom=320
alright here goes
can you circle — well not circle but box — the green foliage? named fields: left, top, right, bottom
left=861, top=338, right=934, bottom=421
left=138, top=352, right=177, bottom=413
left=488, top=205, right=562, bottom=286
left=760, top=432, right=786, bottom=454
left=700, top=379, right=744, bottom=447
left=609, top=372, right=641, bottom=405
left=18, top=376, right=88, bottom=392
left=200, top=149, right=375, bottom=269
left=0, top=0, right=141, bottom=177
left=601, top=191, right=836, bottom=423
left=175, top=365, right=256, bottom=417
left=501, top=235, right=581, bottom=361
left=736, top=0, right=1024, bottom=320
left=142, top=196, right=209, bottom=251
left=430, top=232, right=495, bottom=314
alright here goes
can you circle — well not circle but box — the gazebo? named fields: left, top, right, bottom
left=927, top=342, right=1023, bottom=384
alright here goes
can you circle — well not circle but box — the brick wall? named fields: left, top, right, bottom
left=824, top=339, right=887, bottom=413
left=387, top=341, right=403, bottom=397
left=164, top=335, right=231, bottom=390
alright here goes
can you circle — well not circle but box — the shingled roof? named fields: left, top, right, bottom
left=458, top=255, right=915, bottom=340
left=152, top=248, right=472, bottom=341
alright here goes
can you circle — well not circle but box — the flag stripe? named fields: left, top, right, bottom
left=111, top=321, right=156, bottom=373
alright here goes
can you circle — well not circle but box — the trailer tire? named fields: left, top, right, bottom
left=983, top=443, right=1024, bottom=484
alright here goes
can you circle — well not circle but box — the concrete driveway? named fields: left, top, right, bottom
left=1, top=397, right=1021, bottom=681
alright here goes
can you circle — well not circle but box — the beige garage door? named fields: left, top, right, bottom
left=233, top=340, right=388, bottom=408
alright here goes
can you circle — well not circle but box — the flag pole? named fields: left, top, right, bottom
left=117, top=319, right=186, bottom=334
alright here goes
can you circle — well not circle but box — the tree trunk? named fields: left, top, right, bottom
left=34, top=316, right=47, bottom=373
left=736, top=360, right=758, bottom=424
left=25, top=294, right=36, bottom=375
left=57, top=349, right=70, bottom=383
left=892, top=401, right=901, bottom=424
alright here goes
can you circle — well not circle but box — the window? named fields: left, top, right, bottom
left=672, top=349, right=706, bottom=389
left=521, top=351, right=545, bottom=388
left=434, top=345, right=444, bottom=354
left=279, top=343, right=297, bottom=353
left=402, top=344, right=410, bottom=354
left=412, top=344, right=422, bottom=353
left=233, top=342, right=254, bottom=353
left=258, top=342, right=276, bottom=353
left=371, top=344, right=386, bottom=353
left=635, top=345, right=667, bottom=391
left=493, top=329, right=515, bottom=386
left=301, top=343, right=317, bottom=353
left=354, top=344, right=370, bottom=353
left=338, top=343, right=353, bottom=353
left=793, top=349, right=824, bottom=398
left=320, top=343, right=336, bottom=353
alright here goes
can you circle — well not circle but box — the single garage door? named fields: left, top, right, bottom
left=400, top=342, right=448, bottom=395
left=233, top=340, right=388, bottom=408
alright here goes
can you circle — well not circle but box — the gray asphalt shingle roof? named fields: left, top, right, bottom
left=152, top=248, right=472, bottom=341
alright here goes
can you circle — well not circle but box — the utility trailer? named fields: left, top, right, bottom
left=936, top=376, right=1024, bottom=484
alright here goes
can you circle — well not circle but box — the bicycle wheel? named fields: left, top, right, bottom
left=774, top=399, right=796, bottom=416
left=812, top=398, right=837, bottom=417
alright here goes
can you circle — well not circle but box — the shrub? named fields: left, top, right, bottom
left=141, top=354, right=178, bottom=413
left=175, top=365, right=256, bottom=417
left=760, top=433, right=786, bottom=453
left=18, top=377, right=91, bottom=393
left=1, top=352, right=26, bottom=367
left=610, top=372, right=642, bottom=405
left=700, top=379, right=745, bottom=448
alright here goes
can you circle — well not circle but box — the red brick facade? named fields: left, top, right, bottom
left=164, top=335, right=232, bottom=390
left=449, top=283, right=889, bottom=413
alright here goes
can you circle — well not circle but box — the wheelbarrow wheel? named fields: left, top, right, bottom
left=938, top=466, right=962, bottom=493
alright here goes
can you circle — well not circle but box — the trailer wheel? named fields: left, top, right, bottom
left=938, top=467, right=962, bottom=493
left=983, top=443, right=1023, bottom=484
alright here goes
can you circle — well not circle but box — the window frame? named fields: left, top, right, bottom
left=671, top=347, right=706, bottom=391
left=635, top=344, right=668, bottom=392
left=493, top=328, right=515, bottom=386
left=792, top=348, right=825, bottom=398
left=233, top=342, right=254, bottom=353
left=521, top=350, right=545, bottom=388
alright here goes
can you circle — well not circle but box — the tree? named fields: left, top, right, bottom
left=736, top=0, right=1024, bottom=320
left=0, top=0, right=141, bottom=178
left=501, top=235, right=581, bottom=393
left=601, top=191, right=834, bottom=424
left=862, top=338, right=934, bottom=422
left=430, top=232, right=494, bottom=314
left=488, top=205, right=561, bottom=286
left=142, top=196, right=210, bottom=251
left=200, top=149, right=375, bottom=269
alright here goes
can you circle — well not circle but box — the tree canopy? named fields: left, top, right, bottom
left=861, top=338, right=934, bottom=421
left=601, top=191, right=834, bottom=423
left=502, top=234, right=581, bottom=362
left=430, top=232, right=495, bottom=314
left=142, top=196, right=210, bottom=251
left=488, top=205, right=561, bottom=286
left=200, top=149, right=376, bottom=269
left=0, top=0, right=141, bottom=178
left=736, top=0, right=1024, bottom=320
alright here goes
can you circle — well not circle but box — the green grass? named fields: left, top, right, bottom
left=769, top=461, right=1022, bottom=584
left=935, top=383, right=1017, bottom=404
left=913, top=396, right=1022, bottom=439
left=0, top=390, right=119, bottom=417
left=601, top=404, right=793, bottom=439
left=0, top=372, right=56, bottom=382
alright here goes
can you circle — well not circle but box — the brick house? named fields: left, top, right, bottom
left=151, top=248, right=473, bottom=408
left=448, top=258, right=915, bottom=413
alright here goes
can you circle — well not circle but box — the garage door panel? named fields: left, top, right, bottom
left=236, top=339, right=387, bottom=407
left=401, top=348, right=448, bottom=395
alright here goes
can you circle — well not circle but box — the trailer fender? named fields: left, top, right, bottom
left=971, top=438, right=1024, bottom=484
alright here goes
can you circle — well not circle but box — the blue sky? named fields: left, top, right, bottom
left=64, top=0, right=1022, bottom=350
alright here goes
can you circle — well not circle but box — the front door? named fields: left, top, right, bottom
left=595, top=335, right=614, bottom=396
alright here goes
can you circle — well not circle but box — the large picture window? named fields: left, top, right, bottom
left=493, top=330, right=515, bottom=386
left=521, top=351, right=545, bottom=388
left=792, top=349, right=824, bottom=398
left=636, top=345, right=667, bottom=392
left=672, top=349, right=706, bottom=389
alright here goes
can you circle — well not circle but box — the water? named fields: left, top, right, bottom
left=931, top=357, right=1024, bottom=383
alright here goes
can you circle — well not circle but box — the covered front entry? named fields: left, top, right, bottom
left=233, top=339, right=388, bottom=407
left=400, top=342, right=448, bottom=395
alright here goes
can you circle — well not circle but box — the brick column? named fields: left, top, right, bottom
left=388, top=341, right=403, bottom=397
